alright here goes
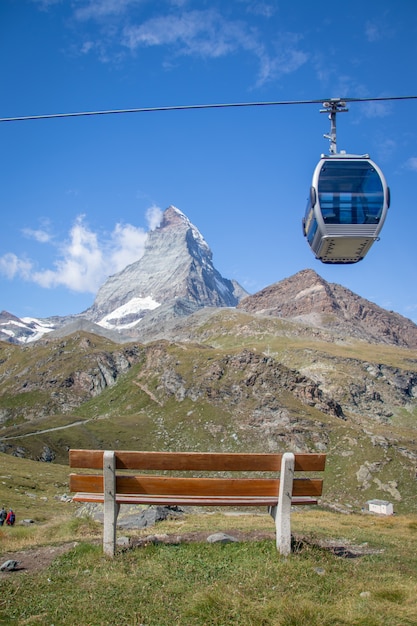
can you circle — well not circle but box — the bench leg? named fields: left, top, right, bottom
left=269, top=452, right=295, bottom=556
left=103, top=450, right=119, bottom=557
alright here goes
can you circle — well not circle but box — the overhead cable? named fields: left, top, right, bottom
left=1, top=95, right=417, bottom=123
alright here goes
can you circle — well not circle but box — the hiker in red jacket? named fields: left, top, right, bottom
left=5, top=509, right=15, bottom=526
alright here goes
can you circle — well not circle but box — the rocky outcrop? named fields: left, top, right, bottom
left=0, top=335, right=145, bottom=422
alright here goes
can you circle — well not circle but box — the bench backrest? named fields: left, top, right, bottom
left=69, top=450, right=326, bottom=499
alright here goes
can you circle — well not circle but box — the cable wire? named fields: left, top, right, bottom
left=1, top=95, right=417, bottom=123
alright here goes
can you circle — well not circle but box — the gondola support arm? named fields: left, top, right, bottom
left=321, top=98, right=348, bottom=154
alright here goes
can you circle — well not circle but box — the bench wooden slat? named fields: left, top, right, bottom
left=69, top=450, right=326, bottom=472
left=72, top=493, right=319, bottom=506
left=69, top=473, right=323, bottom=497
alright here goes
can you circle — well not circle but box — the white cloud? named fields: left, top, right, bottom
left=0, top=254, right=33, bottom=280
left=109, top=222, right=148, bottom=272
left=122, top=9, right=307, bottom=85
left=22, top=228, right=52, bottom=243
left=35, top=2, right=307, bottom=86
left=122, top=10, right=239, bottom=57
left=146, top=205, right=163, bottom=230
left=30, top=216, right=106, bottom=291
left=255, top=34, right=307, bottom=87
left=0, top=208, right=162, bottom=294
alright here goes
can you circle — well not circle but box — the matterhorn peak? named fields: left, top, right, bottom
left=159, top=205, right=189, bottom=228
left=156, top=205, right=211, bottom=262
left=83, top=206, right=247, bottom=334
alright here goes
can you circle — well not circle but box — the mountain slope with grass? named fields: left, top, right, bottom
left=1, top=303, right=416, bottom=514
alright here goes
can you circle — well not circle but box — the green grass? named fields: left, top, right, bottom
left=1, top=449, right=416, bottom=624
left=1, top=510, right=417, bottom=625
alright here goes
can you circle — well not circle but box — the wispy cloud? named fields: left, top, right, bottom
left=244, top=2, right=276, bottom=18
left=0, top=208, right=162, bottom=294
left=360, top=100, right=392, bottom=118
left=365, top=18, right=394, bottom=43
left=0, top=254, right=33, bottom=281
left=365, top=21, right=383, bottom=43
left=47, top=2, right=308, bottom=86
left=73, top=0, right=144, bottom=21
left=121, top=9, right=307, bottom=85
left=146, top=205, right=163, bottom=230
left=404, top=157, right=417, bottom=172
left=122, top=11, right=246, bottom=58
left=22, top=227, right=53, bottom=243
left=373, top=136, right=396, bottom=161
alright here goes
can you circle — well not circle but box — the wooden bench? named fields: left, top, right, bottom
left=69, top=450, right=326, bottom=557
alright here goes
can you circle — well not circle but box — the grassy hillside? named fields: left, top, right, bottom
left=0, top=452, right=70, bottom=524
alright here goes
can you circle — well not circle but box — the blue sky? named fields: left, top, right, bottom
left=1, top=0, right=417, bottom=323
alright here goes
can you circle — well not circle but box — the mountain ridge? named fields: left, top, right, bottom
left=238, top=269, right=417, bottom=349
left=1, top=207, right=416, bottom=349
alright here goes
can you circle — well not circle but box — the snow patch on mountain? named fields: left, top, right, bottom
left=1, top=316, right=55, bottom=343
left=98, top=296, right=161, bottom=330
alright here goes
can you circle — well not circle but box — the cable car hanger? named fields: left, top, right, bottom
left=321, top=98, right=349, bottom=155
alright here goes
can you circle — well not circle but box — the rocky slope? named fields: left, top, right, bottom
left=0, top=324, right=416, bottom=512
left=238, top=269, right=417, bottom=349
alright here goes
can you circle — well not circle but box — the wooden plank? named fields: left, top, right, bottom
left=114, top=452, right=286, bottom=471
left=70, top=474, right=103, bottom=493
left=69, top=449, right=104, bottom=469
left=72, top=492, right=319, bottom=506
left=117, top=475, right=280, bottom=496
left=294, top=454, right=326, bottom=472
left=69, top=449, right=326, bottom=472
left=70, top=473, right=323, bottom=497
left=116, top=451, right=326, bottom=472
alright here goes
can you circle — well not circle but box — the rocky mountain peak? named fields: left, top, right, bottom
left=238, top=269, right=417, bottom=348
left=159, top=205, right=190, bottom=228
left=83, top=206, right=246, bottom=331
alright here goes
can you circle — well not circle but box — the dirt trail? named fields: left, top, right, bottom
left=0, top=420, right=90, bottom=441
left=0, top=542, right=79, bottom=576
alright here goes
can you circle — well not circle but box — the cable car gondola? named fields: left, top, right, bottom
left=302, top=100, right=390, bottom=264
